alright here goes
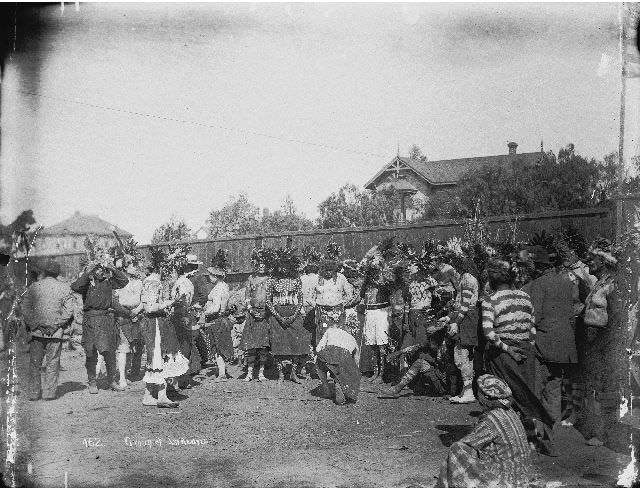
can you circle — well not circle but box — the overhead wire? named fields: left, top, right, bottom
left=9, top=83, right=390, bottom=161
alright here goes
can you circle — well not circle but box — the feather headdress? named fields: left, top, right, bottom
left=81, top=234, right=112, bottom=269
left=272, top=245, right=301, bottom=278
left=324, top=238, right=342, bottom=261
left=251, top=246, right=275, bottom=268
left=211, top=248, right=230, bottom=273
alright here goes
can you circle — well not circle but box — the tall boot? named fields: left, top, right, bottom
left=258, top=361, right=267, bottom=382
left=142, top=383, right=157, bottom=406
left=104, top=351, right=125, bottom=391
left=215, top=354, right=227, bottom=382
left=86, top=354, right=98, bottom=394
left=129, top=343, right=143, bottom=380
left=450, top=379, right=475, bottom=404
left=277, top=360, right=284, bottom=383
left=117, top=351, right=128, bottom=388
left=245, top=357, right=255, bottom=382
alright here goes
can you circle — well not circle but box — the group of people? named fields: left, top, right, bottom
left=22, top=231, right=627, bottom=486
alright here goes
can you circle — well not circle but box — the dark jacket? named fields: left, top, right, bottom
left=522, top=270, right=580, bottom=363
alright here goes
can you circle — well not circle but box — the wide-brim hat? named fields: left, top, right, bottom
left=206, top=266, right=225, bottom=277
left=187, top=254, right=203, bottom=265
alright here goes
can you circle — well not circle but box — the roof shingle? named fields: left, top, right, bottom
left=41, top=212, right=132, bottom=237
left=365, top=151, right=543, bottom=189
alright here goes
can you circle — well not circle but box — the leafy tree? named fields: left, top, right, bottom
left=151, top=216, right=192, bottom=244
left=408, top=144, right=428, bottom=163
left=206, top=193, right=262, bottom=238
left=0, top=210, right=37, bottom=254
left=261, top=195, right=315, bottom=234
left=415, top=144, right=603, bottom=221
left=317, top=184, right=402, bottom=228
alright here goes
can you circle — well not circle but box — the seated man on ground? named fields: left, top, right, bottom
left=434, top=374, right=533, bottom=488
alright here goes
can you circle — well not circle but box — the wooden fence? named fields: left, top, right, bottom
left=32, top=206, right=614, bottom=284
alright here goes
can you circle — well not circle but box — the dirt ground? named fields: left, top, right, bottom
left=2, top=345, right=634, bottom=488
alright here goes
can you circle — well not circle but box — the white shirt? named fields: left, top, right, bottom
left=171, top=275, right=195, bottom=306
left=205, top=281, right=230, bottom=315
left=115, top=278, right=143, bottom=309
left=301, top=273, right=319, bottom=309
left=317, top=327, right=358, bottom=354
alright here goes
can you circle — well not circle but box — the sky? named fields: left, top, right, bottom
left=0, top=2, right=632, bottom=244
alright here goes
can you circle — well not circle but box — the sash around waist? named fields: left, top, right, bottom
left=366, top=303, right=389, bottom=310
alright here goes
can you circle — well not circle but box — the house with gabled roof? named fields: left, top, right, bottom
left=364, top=142, right=543, bottom=221
left=33, top=211, right=133, bottom=255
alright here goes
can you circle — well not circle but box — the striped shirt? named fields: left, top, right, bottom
left=482, top=289, right=536, bottom=352
left=448, top=273, right=479, bottom=323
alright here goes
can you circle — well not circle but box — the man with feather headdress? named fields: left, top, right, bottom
left=358, top=237, right=397, bottom=383
left=71, top=236, right=129, bottom=394
left=312, top=240, right=354, bottom=349
left=266, top=241, right=311, bottom=383
left=139, top=247, right=190, bottom=407
left=110, top=239, right=146, bottom=388
left=242, top=246, right=273, bottom=382
left=203, top=249, right=234, bottom=382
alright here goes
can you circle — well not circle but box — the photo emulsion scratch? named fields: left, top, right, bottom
left=0, top=2, right=639, bottom=488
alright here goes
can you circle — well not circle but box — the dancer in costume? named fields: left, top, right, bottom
left=358, top=238, right=398, bottom=383
left=440, top=251, right=481, bottom=404
left=170, top=254, right=201, bottom=389
left=313, top=258, right=353, bottom=349
left=71, top=238, right=129, bottom=394
left=140, top=256, right=190, bottom=408
left=112, top=259, right=145, bottom=389
left=243, top=247, right=272, bottom=382
left=203, top=253, right=234, bottom=382
left=266, top=244, right=311, bottom=383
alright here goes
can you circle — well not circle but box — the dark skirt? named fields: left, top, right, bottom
left=401, top=309, right=431, bottom=349
left=205, top=317, right=234, bottom=360
left=455, top=307, right=480, bottom=347
left=171, top=312, right=193, bottom=357
left=315, top=304, right=345, bottom=347
left=117, top=316, right=144, bottom=344
left=485, top=342, right=555, bottom=429
left=317, top=345, right=360, bottom=402
left=141, top=315, right=180, bottom=357
left=269, top=304, right=312, bottom=357
left=242, top=312, right=270, bottom=350
left=82, top=311, right=117, bottom=355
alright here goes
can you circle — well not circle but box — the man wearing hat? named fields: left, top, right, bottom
left=204, top=263, right=233, bottom=381
left=22, top=260, right=75, bottom=401
left=522, top=245, right=582, bottom=426
left=169, top=254, right=201, bottom=388
left=187, top=254, right=213, bottom=370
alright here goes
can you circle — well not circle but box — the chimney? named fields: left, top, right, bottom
left=507, top=142, right=518, bottom=155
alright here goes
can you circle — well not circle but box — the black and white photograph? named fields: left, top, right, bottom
left=0, top=2, right=639, bottom=487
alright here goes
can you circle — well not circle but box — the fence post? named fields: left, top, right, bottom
left=611, top=193, right=640, bottom=457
